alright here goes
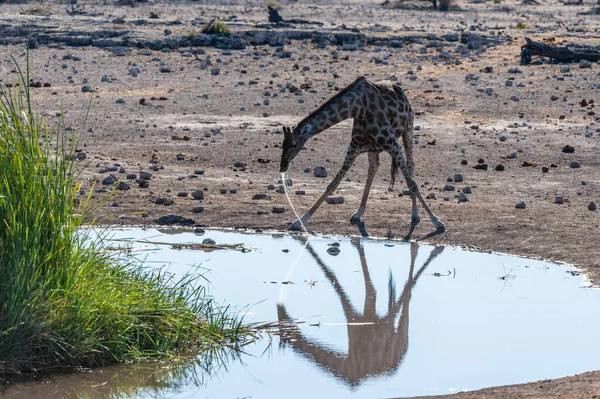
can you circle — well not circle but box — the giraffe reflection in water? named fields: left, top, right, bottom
left=277, top=238, right=444, bottom=387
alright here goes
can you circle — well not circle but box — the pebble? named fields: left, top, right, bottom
left=562, top=145, right=575, bottom=153
left=569, top=161, right=581, bottom=168
left=159, top=66, right=172, bottom=73
left=454, top=173, right=463, bottom=182
left=327, top=247, right=340, bottom=256
left=252, top=193, right=268, bottom=200
left=579, top=60, right=593, bottom=69
left=194, top=227, right=205, bottom=234
left=458, top=192, right=469, bottom=202
left=494, top=164, right=505, bottom=171
left=313, top=166, right=327, bottom=178
left=192, top=206, right=205, bottom=213
left=202, top=238, right=216, bottom=245
left=102, top=175, right=117, bottom=185
left=139, top=171, right=152, bottom=180
left=560, top=66, right=570, bottom=73
left=554, top=196, right=564, bottom=204
left=462, top=186, right=472, bottom=194
left=81, top=85, right=94, bottom=93
left=443, top=185, right=455, bottom=191
left=116, top=181, right=130, bottom=190
left=177, top=192, right=188, bottom=197
left=325, top=196, right=345, bottom=204
left=515, top=201, right=526, bottom=209
left=588, top=202, right=597, bottom=211
left=271, top=207, right=285, bottom=213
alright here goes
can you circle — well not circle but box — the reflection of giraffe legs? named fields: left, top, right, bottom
left=277, top=239, right=446, bottom=387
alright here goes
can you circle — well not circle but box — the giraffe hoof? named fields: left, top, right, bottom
left=350, top=214, right=362, bottom=225
left=434, top=219, right=445, bottom=233
left=289, top=220, right=304, bottom=231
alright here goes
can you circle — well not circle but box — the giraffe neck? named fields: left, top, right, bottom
left=295, top=77, right=366, bottom=139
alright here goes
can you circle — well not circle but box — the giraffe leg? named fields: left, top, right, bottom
left=289, top=146, right=360, bottom=231
left=387, top=143, right=445, bottom=236
left=351, top=152, right=379, bottom=225
left=402, top=129, right=420, bottom=227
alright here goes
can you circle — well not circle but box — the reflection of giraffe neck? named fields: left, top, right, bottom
left=295, top=77, right=366, bottom=139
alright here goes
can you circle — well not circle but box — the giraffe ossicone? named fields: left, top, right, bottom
left=279, top=76, right=445, bottom=236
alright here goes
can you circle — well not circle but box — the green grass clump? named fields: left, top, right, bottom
left=201, top=20, right=232, bottom=35
left=0, top=59, right=250, bottom=378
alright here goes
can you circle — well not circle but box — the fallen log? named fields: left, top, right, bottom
left=521, top=36, right=600, bottom=64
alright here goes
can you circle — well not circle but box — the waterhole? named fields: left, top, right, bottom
left=2, top=228, right=599, bottom=398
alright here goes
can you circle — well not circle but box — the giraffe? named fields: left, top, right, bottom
left=279, top=76, right=445, bottom=236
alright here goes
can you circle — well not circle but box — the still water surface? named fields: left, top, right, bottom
left=2, top=228, right=599, bottom=398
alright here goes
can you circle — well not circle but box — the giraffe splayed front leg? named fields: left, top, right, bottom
left=290, top=146, right=361, bottom=231
left=350, top=152, right=379, bottom=225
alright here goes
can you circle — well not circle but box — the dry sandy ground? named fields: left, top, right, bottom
left=1, top=0, right=600, bottom=396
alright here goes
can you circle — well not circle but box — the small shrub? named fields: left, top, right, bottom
left=201, top=20, right=231, bottom=36
left=493, top=0, right=501, bottom=4
left=515, top=21, right=528, bottom=29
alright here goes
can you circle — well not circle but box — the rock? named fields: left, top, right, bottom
left=462, top=186, right=472, bottom=194
left=495, top=164, right=505, bottom=171
left=177, top=192, right=188, bottom=197
left=325, top=196, right=345, bottom=204
left=126, top=174, right=137, bottom=180
left=202, top=238, right=216, bottom=245
left=313, top=166, right=327, bottom=177
left=194, top=227, right=205, bottom=235
left=569, top=161, right=581, bottom=168
left=562, top=145, right=575, bottom=153
left=461, top=159, right=468, bottom=165
left=454, top=173, right=464, bottom=182
left=192, top=206, right=205, bottom=213
left=554, top=196, right=564, bottom=205
left=163, top=199, right=173, bottom=206
left=271, top=207, right=285, bottom=214
left=458, top=192, right=469, bottom=202
left=443, top=185, right=455, bottom=191
left=515, top=201, right=526, bottom=209
left=295, top=190, right=305, bottom=195
left=252, top=193, right=268, bottom=200
left=211, top=68, right=220, bottom=76
left=138, top=179, right=149, bottom=188
left=560, top=65, right=570, bottom=73
left=579, top=60, right=593, bottom=69
left=327, top=247, right=340, bottom=256
left=139, top=171, right=153, bottom=180
left=116, top=99, right=125, bottom=104
left=473, top=164, right=488, bottom=170
left=156, top=214, right=195, bottom=225
left=192, top=190, right=204, bottom=200
left=551, top=95, right=559, bottom=101
left=588, top=202, right=597, bottom=211
left=194, top=169, right=205, bottom=175
left=102, top=175, right=117, bottom=185
left=508, top=67, right=522, bottom=74
left=542, top=166, right=549, bottom=173
left=81, top=85, right=94, bottom=93
left=159, top=66, right=172, bottom=73
left=219, top=188, right=227, bottom=194
left=116, top=181, right=130, bottom=190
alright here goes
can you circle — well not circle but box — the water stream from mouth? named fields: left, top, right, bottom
left=281, top=172, right=308, bottom=234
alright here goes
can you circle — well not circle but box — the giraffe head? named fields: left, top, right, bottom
left=279, top=125, right=311, bottom=172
